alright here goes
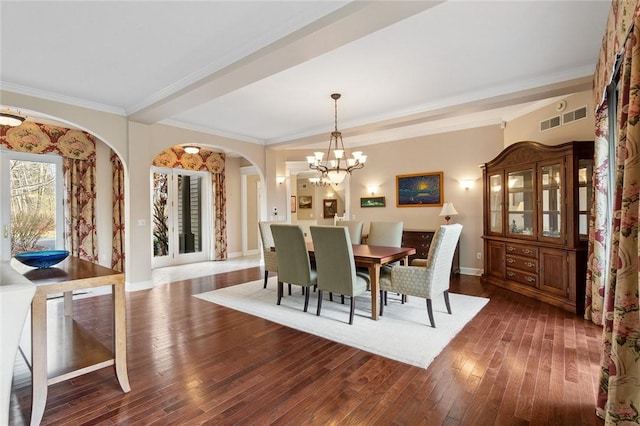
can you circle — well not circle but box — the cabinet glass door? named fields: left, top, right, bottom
left=578, top=159, right=593, bottom=240
left=507, top=169, right=534, bottom=236
left=540, top=163, right=562, bottom=239
left=489, top=173, right=503, bottom=233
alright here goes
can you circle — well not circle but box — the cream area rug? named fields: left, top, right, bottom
left=194, top=277, right=489, bottom=368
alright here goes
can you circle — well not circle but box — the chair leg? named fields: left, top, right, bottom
left=303, top=288, right=310, bottom=312
left=316, top=290, right=323, bottom=316
left=263, top=271, right=269, bottom=288
left=288, top=284, right=292, bottom=295
left=349, top=296, right=355, bottom=324
left=329, top=292, right=333, bottom=302
left=341, top=295, right=345, bottom=304
left=277, top=281, right=283, bottom=305
left=444, top=291, right=452, bottom=314
left=426, top=298, right=435, bottom=328
left=379, top=291, right=384, bottom=316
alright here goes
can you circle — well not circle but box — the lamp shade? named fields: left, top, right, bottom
left=439, top=203, right=459, bottom=217
left=439, top=202, right=458, bottom=224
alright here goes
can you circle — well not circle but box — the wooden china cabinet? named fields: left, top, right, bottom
left=481, top=141, right=594, bottom=314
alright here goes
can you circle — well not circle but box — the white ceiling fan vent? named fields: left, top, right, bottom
left=562, top=105, right=588, bottom=125
left=540, top=115, right=561, bottom=132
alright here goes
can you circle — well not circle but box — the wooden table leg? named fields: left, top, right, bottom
left=112, top=283, right=130, bottom=392
left=369, top=264, right=381, bottom=320
left=30, top=292, right=48, bottom=426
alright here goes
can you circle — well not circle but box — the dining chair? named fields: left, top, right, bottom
left=258, top=221, right=278, bottom=289
left=335, top=220, right=364, bottom=244
left=310, top=225, right=370, bottom=324
left=367, top=221, right=403, bottom=247
left=378, top=224, right=462, bottom=327
left=270, top=224, right=318, bottom=312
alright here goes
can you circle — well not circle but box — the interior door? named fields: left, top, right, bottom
left=0, top=150, right=64, bottom=261
left=151, top=167, right=210, bottom=267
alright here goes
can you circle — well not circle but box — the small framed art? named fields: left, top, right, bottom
left=298, top=195, right=312, bottom=209
left=360, top=196, right=386, bottom=208
left=323, top=199, right=338, bottom=218
left=290, top=195, right=297, bottom=213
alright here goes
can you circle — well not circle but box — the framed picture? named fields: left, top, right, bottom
left=360, top=196, right=386, bottom=208
left=396, top=171, right=444, bottom=207
left=298, top=195, right=312, bottom=209
left=290, top=195, right=297, bottom=213
left=323, top=199, right=337, bottom=218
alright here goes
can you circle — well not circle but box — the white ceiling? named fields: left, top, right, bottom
left=1, top=1, right=610, bottom=152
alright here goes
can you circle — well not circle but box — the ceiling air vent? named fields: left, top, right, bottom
left=562, top=105, right=588, bottom=125
left=540, top=115, right=561, bottom=132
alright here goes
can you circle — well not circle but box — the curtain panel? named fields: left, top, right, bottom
left=1, top=122, right=99, bottom=262
left=592, top=3, right=640, bottom=423
left=111, top=151, right=125, bottom=271
left=152, top=146, right=227, bottom=260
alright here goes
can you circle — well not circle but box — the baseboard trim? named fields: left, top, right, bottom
left=460, top=267, right=483, bottom=276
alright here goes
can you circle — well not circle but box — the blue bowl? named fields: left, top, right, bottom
left=14, top=250, right=70, bottom=268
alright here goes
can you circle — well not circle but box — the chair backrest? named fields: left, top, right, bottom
left=258, top=221, right=278, bottom=272
left=423, top=224, right=463, bottom=294
left=271, top=224, right=314, bottom=286
left=335, top=220, right=364, bottom=244
left=367, top=221, right=403, bottom=247
left=310, top=225, right=359, bottom=295
left=258, top=221, right=276, bottom=251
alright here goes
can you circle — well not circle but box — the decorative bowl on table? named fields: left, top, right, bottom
left=14, top=250, right=70, bottom=268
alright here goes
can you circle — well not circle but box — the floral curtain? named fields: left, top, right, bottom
left=111, top=150, right=125, bottom=271
left=0, top=122, right=98, bottom=262
left=592, top=2, right=640, bottom=423
left=153, top=146, right=227, bottom=260
left=584, top=101, right=610, bottom=325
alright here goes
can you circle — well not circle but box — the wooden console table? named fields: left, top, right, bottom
left=402, top=229, right=460, bottom=275
left=13, top=257, right=130, bottom=426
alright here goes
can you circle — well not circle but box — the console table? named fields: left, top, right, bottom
left=13, top=257, right=130, bottom=426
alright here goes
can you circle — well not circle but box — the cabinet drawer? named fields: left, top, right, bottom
left=505, top=255, right=538, bottom=272
left=505, top=244, right=537, bottom=259
left=402, top=231, right=433, bottom=259
left=506, top=268, right=537, bottom=287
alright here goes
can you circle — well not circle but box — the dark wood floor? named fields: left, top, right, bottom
left=9, top=266, right=605, bottom=425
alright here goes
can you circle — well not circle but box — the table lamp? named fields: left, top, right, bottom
left=439, top=202, right=458, bottom=224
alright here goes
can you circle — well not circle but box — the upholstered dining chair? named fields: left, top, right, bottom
left=270, top=224, right=318, bottom=312
left=335, top=220, right=364, bottom=244
left=378, top=223, right=462, bottom=327
left=366, top=220, right=404, bottom=274
left=258, top=221, right=278, bottom=289
left=310, top=225, right=370, bottom=324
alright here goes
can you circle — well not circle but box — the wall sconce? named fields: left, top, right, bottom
left=184, top=145, right=200, bottom=154
left=460, top=179, right=474, bottom=190
left=366, top=184, right=379, bottom=195
left=276, top=176, right=286, bottom=185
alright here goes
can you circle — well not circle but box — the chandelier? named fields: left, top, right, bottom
left=307, top=93, right=366, bottom=184
left=308, top=175, right=332, bottom=187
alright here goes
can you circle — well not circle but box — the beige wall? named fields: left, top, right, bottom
left=504, top=90, right=594, bottom=147
left=348, top=125, right=504, bottom=273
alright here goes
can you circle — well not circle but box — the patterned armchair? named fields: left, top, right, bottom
left=379, top=224, right=462, bottom=327
left=258, top=221, right=278, bottom=289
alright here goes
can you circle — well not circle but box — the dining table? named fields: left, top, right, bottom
left=307, top=243, right=416, bottom=320
left=12, top=256, right=130, bottom=426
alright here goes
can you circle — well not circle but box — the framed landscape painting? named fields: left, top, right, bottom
left=298, top=195, right=312, bottom=209
left=360, top=196, right=386, bottom=208
left=323, top=199, right=337, bottom=218
left=396, top=171, right=443, bottom=207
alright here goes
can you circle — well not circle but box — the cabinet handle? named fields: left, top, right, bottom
left=507, top=258, right=515, bottom=264
left=507, top=246, right=515, bottom=252
left=525, top=262, right=535, bottom=268
left=523, top=249, right=533, bottom=254
left=525, top=276, right=536, bottom=283
left=507, top=272, right=515, bottom=277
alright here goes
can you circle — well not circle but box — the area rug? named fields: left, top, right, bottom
left=194, top=277, right=489, bottom=368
